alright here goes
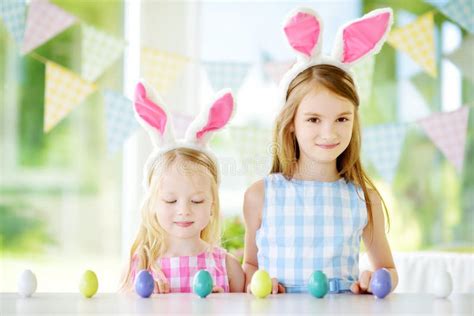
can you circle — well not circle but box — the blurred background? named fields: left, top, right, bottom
left=1, top=0, right=472, bottom=292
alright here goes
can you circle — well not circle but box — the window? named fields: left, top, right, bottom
left=1, top=0, right=124, bottom=292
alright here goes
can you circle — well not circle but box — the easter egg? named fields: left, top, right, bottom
left=135, top=270, right=155, bottom=298
left=193, top=270, right=213, bottom=298
left=432, top=270, right=453, bottom=298
left=370, top=268, right=392, bottom=299
left=17, top=269, right=37, bottom=298
left=250, top=270, right=272, bottom=298
left=307, top=270, right=328, bottom=298
left=79, top=270, right=99, bottom=298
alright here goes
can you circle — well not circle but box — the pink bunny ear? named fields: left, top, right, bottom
left=333, top=8, right=393, bottom=65
left=196, top=92, right=233, bottom=139
left=185, top=90, right=234, bottom=144
left=283, top=8, right=322, bottom=59
left=135, top=82, right=167, bottom=135
left=134, top=81, right=175, bottom=147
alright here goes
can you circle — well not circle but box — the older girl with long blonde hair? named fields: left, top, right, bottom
left=243, top=8, right=398, bottom=295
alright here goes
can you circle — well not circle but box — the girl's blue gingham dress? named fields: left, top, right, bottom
left=256, top=173, right=368, bottom=293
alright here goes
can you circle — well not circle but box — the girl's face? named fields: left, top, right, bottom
left=155, top=161, right=214, bottom=240
left=293, top=87, right=354, bottom=165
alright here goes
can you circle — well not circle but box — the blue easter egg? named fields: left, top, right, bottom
left=193, top=270, right=213, bottom=298
left=308, top=270, right=328, bottom=298
left=135, top=270, right=155, bottom=298
left=370, top=268, right=392, bottom=299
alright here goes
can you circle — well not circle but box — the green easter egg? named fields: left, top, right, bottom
left=250, top=270, right=272, bottom=298
left=79, top=270, right=98, bottom=298
left=308, top=270, right=328, bottom=298
left=193, top=270, right=213, bottom=298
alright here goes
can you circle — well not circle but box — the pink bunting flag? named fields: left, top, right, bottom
left=21, top=0, right=76, bottom=54
left=417, top=106, right=470, bottom=172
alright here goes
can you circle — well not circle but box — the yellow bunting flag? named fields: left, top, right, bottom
left=44, top=62, right=96, bottom=132
left=141, top=47, right=189, bottom=93
left=388, top=12, right=437, bottom=77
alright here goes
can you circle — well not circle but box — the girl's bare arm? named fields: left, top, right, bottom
left=242, top=180, right=264, bottom=290
left=352, top=190, right=398, bottom=294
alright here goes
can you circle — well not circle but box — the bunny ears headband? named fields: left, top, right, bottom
left=134, top=81, right=234, bottom=188
left=278, top=7, right=393, bottom=107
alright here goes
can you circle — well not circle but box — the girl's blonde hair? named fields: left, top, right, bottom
left=120, top=147, right=221, bottom=291
left=270, top=64, right=388, bottom=234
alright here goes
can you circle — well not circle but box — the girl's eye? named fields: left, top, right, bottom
left=164, top=200, right=177, bottom=204
left=337, top=117, right=349, bottom=122
left=191, top=200, right=204, bottom=204
left=307, top=117, right=320, bottom=123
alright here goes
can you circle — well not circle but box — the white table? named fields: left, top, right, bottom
left=1, top=293, right=472, bottom=315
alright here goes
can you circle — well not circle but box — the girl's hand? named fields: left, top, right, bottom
left=271, top=278, right=286, bottom=294
left=246, top=278, right=285, bottom=294
left=212, top=286, right=224, bottom=293
left=150, top=268, right=170, bottom=294
left=155, top=278, right=170, bottom=294
left=350, top=270, right=372, bottom=294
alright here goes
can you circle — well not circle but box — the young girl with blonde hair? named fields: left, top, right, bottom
left=121, top=81, right=244, bottom=293
left=243, top=8, right=398, bottom=295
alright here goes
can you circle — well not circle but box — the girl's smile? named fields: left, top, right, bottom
left=316, top=143, right=340, bottom=149
left=174, top=221, right=194, bottom=228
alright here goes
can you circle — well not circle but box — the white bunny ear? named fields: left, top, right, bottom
left=283, top=7, right=323, bottom=61
left=185, top=89, right=234, bottom=145
left=332, top=8, right=393, bottom=67
left=134, top=80, right=176, bottom=147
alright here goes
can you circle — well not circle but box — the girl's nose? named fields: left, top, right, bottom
left=177, top=201, right=191, bottom=216
left=177, top=209, right=191, bottom=217
left=320, top=123, right=337, bottom=140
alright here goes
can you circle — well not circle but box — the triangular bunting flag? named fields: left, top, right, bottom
left=417, top=106, right=470, bottom=171
left=103, top=90, right=138, bottom=153
left=362, top=123, right=407, bottom=183
left=262, top=61, right=293, bottom=84
left=352, top=56, right=376, bottom=106
left=22, top=0, right=76, bottom=55
left=81, top=24, right=125, bottom=82
left=141, top=47, right=189, bottom=93
left=388, top=12, right=437, bottom=77
left=0, top=0, right=26, bottom=46
left=260, top=51, right=273, bottom=64
left=203, top=62, right=251, bottom=93
left=437, top=0, right=474, bottom=34
left=446, top=35, right=474, bottom=83
left=44, top=61, right=96, bottom=132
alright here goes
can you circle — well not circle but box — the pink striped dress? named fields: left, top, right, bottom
left=131, top=247, right=230, bottom=293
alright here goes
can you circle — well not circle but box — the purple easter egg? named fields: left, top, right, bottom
left=135, top=270, right=154, bottom=298
left=370, top=268, right=392, bottom=299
